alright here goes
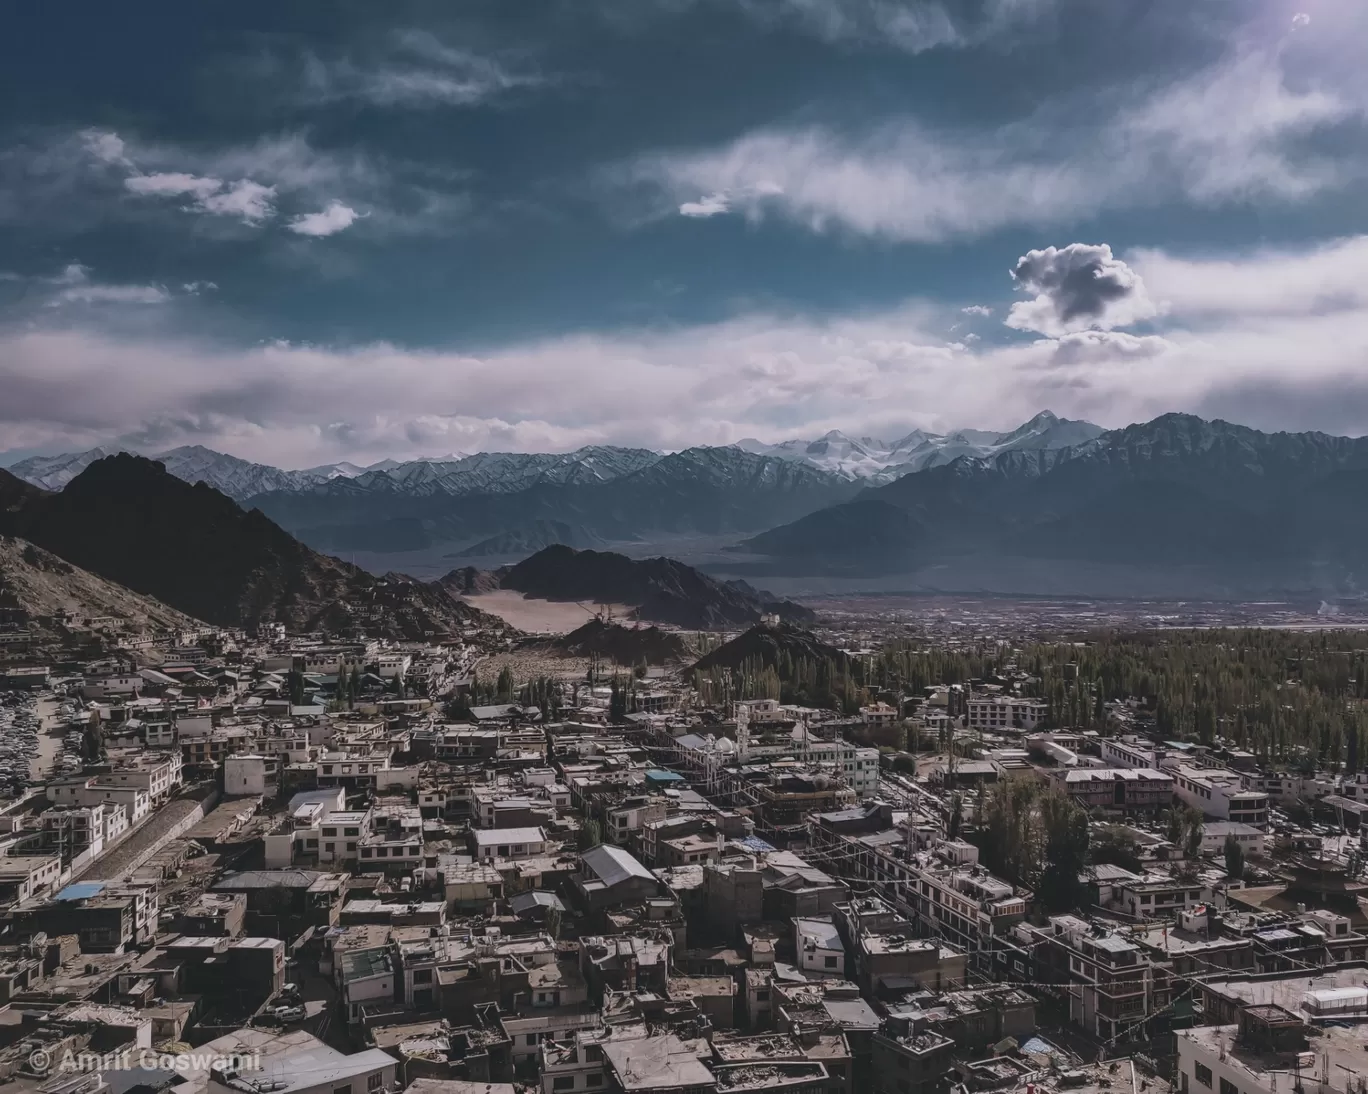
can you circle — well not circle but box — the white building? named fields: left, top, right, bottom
left=794, top=916, right=845, bottom=977
left=224, top=754, right=277, bottom=796
left=860, top=702, right=899, bottom=725
left=793, top=731, right=881, bottom=799
left=473, top=826, right=548, bottom=861
left=1172, top=765, right=1269, bottom=828
left=966, top=696, right=1048, bottom=732
left=1200, top=822, right=1267, bottom=858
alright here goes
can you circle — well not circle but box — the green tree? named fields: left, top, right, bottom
left=287, top=669, right=306, bottom=706
left=495, top=666, right=515, bottom=703
left=1091, top=827, right=1143, bottom=873
left=947, top=793, right=964, bottom=840
left=578, top=819, right=602, bottom=851
left=1224, top=833, right=1245, bottom=880
left=1038, top=788, right=1090, bottom=912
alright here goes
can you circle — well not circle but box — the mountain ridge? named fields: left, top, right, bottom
left=736, top=412, right=1368, bottom=592
left=0, top=455, right=499, bottom=638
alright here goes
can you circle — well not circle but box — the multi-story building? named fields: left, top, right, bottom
left=1020, top=915, right=1165, bottom=1045
left=1056, top=768, right=1174, bottom=812
left=98, top=751, right=183, bottom=803
left=966, top=696, right=1048, bottom=733
left=1171, top=765, right=1269, bottom=828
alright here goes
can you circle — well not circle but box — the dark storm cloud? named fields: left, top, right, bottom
left=1006, top=243, right=1157, bottom=336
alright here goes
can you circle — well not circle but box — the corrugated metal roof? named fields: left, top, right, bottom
left=581, top=844, right=653, bottom=887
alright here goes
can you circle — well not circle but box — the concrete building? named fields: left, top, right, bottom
left=966, top=696, right=1047, bottom=732
left=1177, top=1005, right=1368, bottom=1094
left=1056, top=768, right=1174, bottom=811
left=472, top=826, right=548, bottom=862
left=794, top=917, right=846, bottom=978
left=1172, top=766, right=1269, bottom=828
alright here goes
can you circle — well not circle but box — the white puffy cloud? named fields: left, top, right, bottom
left=81, top=129, right=131, bottom=167
left=287, top=201, right=360, bottom=237
left=1042, top=330, right=1173, bottom=365
left=961, top=305, right=992, bottom=316
left=1291, top=13, right=1311, bottom=29
left=679, top=192, right=730, bottom=217
left=123, top=172, right=223, bottom=199
left=1131, top=235, right=1368, bottom=321
left=123, top=171, right=277, bottom=223
left=77, top=130, right=393, bottom=229
left=42, top=264, right=170, bottom=306
left=1006, top=243, right=1157, bottom=336
left=298, top=30, right=541, bottom=108
left=632, top=44, right=1368, bottom=242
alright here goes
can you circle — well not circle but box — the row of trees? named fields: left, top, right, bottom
left=969, top=776, right=1258, bottom=910
left=873, top=629, right=1368, bottom=770
left=692, top=652, right=864, bottom=712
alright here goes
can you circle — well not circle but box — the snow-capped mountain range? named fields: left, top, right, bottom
left=5, top=446, right=366, bottom=497
left=4, top=412, right=1101, bottom=501
left=737, top=411, right=1105, bottom=482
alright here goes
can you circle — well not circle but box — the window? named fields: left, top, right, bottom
left=348, top=842, right=357, bottom=852
left=586, top=1075, right=603, bottom=1088
left=333, top=1086, right=351, bottom=1094
left=498, top=846, right=510, bottom=856
left=323, top=828, right=337, bottom=837
left=1194, top=1064, right=1212, bottom=1087
left=345, top=827, right=359, bottom=836
left=413, top=969, right=432, bottom=984
left=361, top=848, right=373, bottom=858
left=1219, top=1081, right=1237, bottom=1094
left=325, top=843, right=335, bottom=852
left=824, top=955, right=837, bottom=968
left=367, top=1076, right=383, bottom=1092
left=553, top=1080, right=574, bottom=1092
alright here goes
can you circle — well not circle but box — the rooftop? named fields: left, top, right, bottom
left=601, top=1034, right=715, bottom=1091
left=1182, top=1023, right=1368, bottom=1093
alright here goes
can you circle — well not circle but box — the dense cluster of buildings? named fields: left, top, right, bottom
left=0, top=629, right=1363, bottom=1094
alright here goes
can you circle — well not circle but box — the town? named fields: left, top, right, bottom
left=0, top=602, right=1364, bottom=1094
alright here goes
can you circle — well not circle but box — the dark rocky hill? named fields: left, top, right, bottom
left=458, top=519, right=605, bottom=557
left=499, top=544, right=815, bottom=628
left=0, top=535, right=208, bottom=648
left=0, top=455, right=496, bottom=637
left=436, top=566, right=504, bottom=597
left=692, top=621, right=848, bottom=672
left=549, top=618, right=692, bottom=665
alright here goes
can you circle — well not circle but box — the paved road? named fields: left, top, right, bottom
left=29, top=696, right=65, bottom=782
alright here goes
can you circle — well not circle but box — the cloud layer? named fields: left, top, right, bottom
left=6, top=235, right=1368, bottom=466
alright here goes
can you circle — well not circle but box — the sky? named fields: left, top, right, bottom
left=2, top=0, right=1368, bottom=468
